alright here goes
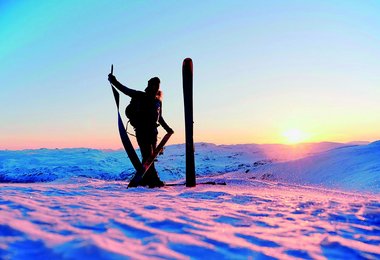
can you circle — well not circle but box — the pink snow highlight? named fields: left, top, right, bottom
left=1, top=178, right=379, bottom=259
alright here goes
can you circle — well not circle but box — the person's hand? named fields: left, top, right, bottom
left=108, top=73, right=117, bottom=84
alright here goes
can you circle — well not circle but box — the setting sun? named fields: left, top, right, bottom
left=282, top=129, right=308, bottom=144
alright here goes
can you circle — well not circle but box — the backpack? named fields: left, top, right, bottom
left=125, top=94, right=161, bottom=129
left=125, top=96, right=146, bottom=128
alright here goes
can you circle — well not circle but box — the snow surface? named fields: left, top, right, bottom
left=0, top=141, right=378, bottom=194
left=0, top=141, right=379, bottom=258
left=250, top=140, right=380, bottom=193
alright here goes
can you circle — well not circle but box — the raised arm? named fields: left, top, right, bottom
left=108, top=74, right=137, bottom=97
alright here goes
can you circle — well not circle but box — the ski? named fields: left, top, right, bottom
left=111, top=86, right=144, bottom=173
left=182, top=58, right=196, bottom=187
left=142, top=132, right=172, bottom=172
left=128, top=132, right=172, bottom=188
left=165, top=181, right=226, bottom=187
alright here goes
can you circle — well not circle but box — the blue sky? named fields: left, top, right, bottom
left=1, top=0, right=379, bottom=149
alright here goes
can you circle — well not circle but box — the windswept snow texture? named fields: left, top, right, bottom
left=0, top=179, right=379, bottom=259
left=0, top=141, right=380, bottom=258
left=0, top=141, right=379, bottom=193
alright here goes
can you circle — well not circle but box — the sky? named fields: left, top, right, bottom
left=0, top=0, right=379, bottom=149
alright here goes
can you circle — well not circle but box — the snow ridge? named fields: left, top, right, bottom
left=0, top=141, right=379, bottom=193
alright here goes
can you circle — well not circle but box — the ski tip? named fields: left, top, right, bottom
left=183, top=58, right=192, bottom=65
left=182, top=58, right=193, bottom=71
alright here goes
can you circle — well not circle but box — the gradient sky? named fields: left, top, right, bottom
left=1, top=0, right=379, bottom=149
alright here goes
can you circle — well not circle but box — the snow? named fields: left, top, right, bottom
left=1, top=141, right=380, bottom=258
left=250, top=140, right=380, bottom=193
left=0, top=141, right=361, bottom=185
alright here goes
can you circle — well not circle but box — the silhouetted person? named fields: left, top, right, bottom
left=108, top=74, right=173, bottom=188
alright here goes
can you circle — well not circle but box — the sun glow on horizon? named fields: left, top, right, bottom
left=282, top=129, right=309, bottom=144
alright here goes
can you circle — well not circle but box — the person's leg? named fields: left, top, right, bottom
left=136, top=131, right=163, bottom=187
left=136, top=131, right=152, bottom=186
left=140, top=131, right=164, bottom=187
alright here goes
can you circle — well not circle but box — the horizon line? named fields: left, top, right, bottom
left=0, top=140, right=376, bottom=151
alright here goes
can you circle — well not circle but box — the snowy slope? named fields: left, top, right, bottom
left=0, top=141, right=379, bottom=193
left=250, top=141, right=380, bottom=193
left=0, top=142, right=348, bottom=183
left=0, top=142, right=379, bottom=259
